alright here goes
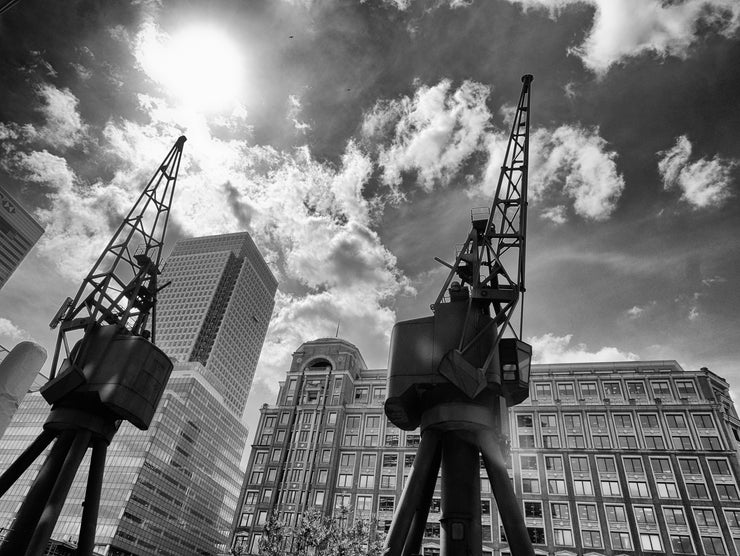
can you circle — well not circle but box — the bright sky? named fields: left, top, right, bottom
left=0, top=0, right=739, bottom=436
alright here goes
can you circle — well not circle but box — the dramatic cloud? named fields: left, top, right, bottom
left=529, top=332, right=639, bottom=364
left=658, top=135, right=736, bottom=209
left=506, top=0, right=740, bottom=74
left=0, top=318, right=30, bottom=345
left=33, top=85, right=87, bottom=149
left=364, top=79, right=492, bottom=193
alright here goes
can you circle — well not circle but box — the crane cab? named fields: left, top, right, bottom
left=499, top=338, right=532, bottom=406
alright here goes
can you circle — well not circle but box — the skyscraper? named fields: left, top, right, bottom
left=0, top=185, right=44, bottom=290
left=0, top=232, right=277, bottom=556
left=233, top=338, right=740, bottom=556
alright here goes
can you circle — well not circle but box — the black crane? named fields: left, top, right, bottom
left=383, top=75, right=534, bottom=556
left=0, top=136, right=186, bottom=556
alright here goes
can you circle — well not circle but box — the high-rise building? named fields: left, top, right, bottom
left=0, top=185, right=44, bottom=290
left=232, top=338, right=740, bottom=556
left=0, top=232, right=277, bottom=556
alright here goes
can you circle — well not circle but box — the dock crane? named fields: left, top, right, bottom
left=0, top=136, right=186, bottom=556
left=383, top=75, right=534, bottom=556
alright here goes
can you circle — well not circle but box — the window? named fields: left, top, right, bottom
left=717, top=484, right=740, bottom=500
left=517, top=415, right=533, bottom=428
left=578, top=503, right=598, bottom=521
left=557, top=383, right=575, bottom=398
left=666, top=414, right=687, bottom=428
left=640, top=414, right=659, bottom=428
left=535, top=383, right=552, bottom=400
left=257, top=510, right=268, bottom=526
left=593, top=435, right=610, bottom=448
left=708, top=459, right=731, bottom=475
left=354, top=388, right=369, bottom=402
left=589, top=414, right=607, bottom=429
left=276, top=430, right=286, bottom=442
left=343, top=433, right=359, bottom=446
left=406, top=434, right=420, bottom=447
left=540, top=414, right=557, bottom=428
left=317, top=469, right=328, bottom=484
left=701, top=436, right=723, bottom=450
left=337, top=474, right=353, bottom=487
left=249, top=471, right=264, bottom=484
left=567, top=435, right=585, bottom=448
left=582, top=530, right=602, bottom=548
left=611, top=532, right=632, bottom=550
left=651, top=381, right=671, bottom=397
left=379, top=496, right=395, bottom=511
left=570, top=456, right=589, bottom=472
left=339, top=452, right=355, bottom=467
left=366, top=416, right=380, bottom=428
left=618, top=435, right=637, bottom=449
left=520, top=455, right=538, bottom=470
left=603, top=382, right=622, bottom=398
left=385, top=434, right=399, bottom=446
left=686, top=483, right=709, bottom=499
left=356, top=495, right=373, bottom=512
left=327, top=412, right=337, bottom=425
left=657, top=482, right=679, bottom=498
left=651, top=458, right=672, bottom=474
left=261, top=489, right=272, bottom=503
left=606, top=505, right=627, bottom=523
left=280, top=412, right=290, bottom=425
left=581, top=382, right=598, bottom=397
left=364, top=434, right=379, bottom=446
left=360, top=453, right=377, bottom=468
left=634, top=506, right=656, bottom=524
left=372, top=387, right=386, bottom=403
left=694, top=414, right=715, bottom=428
left=524, top=501, right=542, bottom=518
left=664, top=507, right=686, bottom=525
left=346, top=415, right=361, bottom=429
left=628, top=481, right=649, bottom=497
left=383, top=454, right=398, bottom=468
left=545, top=456, right=563, bottom=471
left=404, top=454, right=415, bottom=467
left=239, top=512, right=253, bottom=527
left=551, top=502, right=569, bottom=519
left=358, top=474, right=375, bottom=488
left=673, top=435, right=693, bottom=449
left=518, top=434, right=535, bottom=448
left=574, top=480, right=593, bottom=495
left=614, top=414, right=633, bottom=428
left=563, top=414, right=582, bottom=429
left=481, top=500, right=491, bottom=515
left=694, top=508, right=717, bottom=526
left=725, top=509, right=740, bottom=528
left=542, top=435, right=560, bottom=448
left=640, top=533, right=662, bottom=551
left=671, top=535, right=694, bottom=554
left=380, top=474, right=396, bottom=489
left=645, top=435, right=665, bottom=449
left=527, top=527, right=545, bottom=544
left=601, top=480, right=621, bottom=496
left=628, top=381, right=646, bottom=396
left=679, top=458, right=701, bottom=474
left=522, top=478, right=540, bottom=494
left=554, top=529, right=574, bottom=546
left=324, top=430, right=334, bottom=443
left=315, top=491, right=325, bottom=506
left=335, top=493, right=351, bottom=509
left=596, top=456, right=616, bottom=473
left=271, top=449, right=282, bottom=462
left=244, top=491, right=258, bottom=505
left=548, top=479, right=566, bottom=494
left=623, top=457, right=644, bottom=473
left=321, top=449, right=331, bottom=463
left=701, top=537, right=726, bottom=555
left=676, top=380, right=697, bottom=397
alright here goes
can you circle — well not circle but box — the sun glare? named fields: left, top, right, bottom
left=139, top=24, right=245, bottom=112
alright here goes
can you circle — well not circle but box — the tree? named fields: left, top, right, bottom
left=258, top=511, right=285, bottom=556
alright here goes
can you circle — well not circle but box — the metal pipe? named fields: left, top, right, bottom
left=26, top=430, right=92, bottom=556
left=383, top=430, right=442, bottom=556
left=478, top=430, right=534, bottom=556
left=401, top=440, right=441, bottom=556
left=0, top=430, right=75, bottom=556
left=0, top=429, right=55, bottom=497
left=78, top=438, right=107, bottom=555
left=440, top=431, right=482, bottom=556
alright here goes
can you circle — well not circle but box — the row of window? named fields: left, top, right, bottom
left=531, top=377, right=698, bottom=401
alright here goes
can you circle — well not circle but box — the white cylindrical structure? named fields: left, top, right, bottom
left=0, top=341, right=47, bottom=437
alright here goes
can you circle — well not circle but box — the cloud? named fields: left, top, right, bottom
left=33, top=85, right=87, bottom=149
left=503, top=0, right=740, bottom=75
left=364, top=79, right=492, bottom=193
left=529, top=332, right=639, bottom=364
left=287, top=95, right=311, bottom=133
left=658, top=135, right=736, bottom=209
left=0, top=318, right=30, bottom=345
left=540, top=205, right=567, bottom=224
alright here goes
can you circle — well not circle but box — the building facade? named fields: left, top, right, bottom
left=0, top=232, right=277, bottom=556
left=233, top=339, right=740, bottom=556
left=0, top=185, right=44, bottom=290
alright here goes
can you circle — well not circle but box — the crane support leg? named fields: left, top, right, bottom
left=383, top=430, right=442, bottom=556
left=440, top=432, right=482, bottom=556
left=0, top=429, right=55, bottom=497
left=78, top=438, right=108, bottom=556
left=401, top=438, right=441, bottom=556
left=478, top=431, right=534, bottom=556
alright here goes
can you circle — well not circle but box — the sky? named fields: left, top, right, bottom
left=0, top=0, right=739, bottom=439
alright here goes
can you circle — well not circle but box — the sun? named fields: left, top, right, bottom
left=138, top=24, right=245, bottom=112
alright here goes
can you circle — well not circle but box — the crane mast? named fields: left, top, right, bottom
left=383, top=76, right=534, bottom=556
left=0, top=136, right=186, bottom=556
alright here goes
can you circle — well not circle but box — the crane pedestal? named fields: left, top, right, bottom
left=383, top=396, right=534, bottom=556
left=0, top=407, right=116, bottom=556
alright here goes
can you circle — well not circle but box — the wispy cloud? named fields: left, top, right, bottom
left=529, top=332, right=639, bottom=364
left=658, top=135, right=736, bottom=209
left=0, top=318, right=31, bottom=345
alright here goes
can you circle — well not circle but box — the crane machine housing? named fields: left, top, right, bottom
left=383, top=75, right=534, bottom=556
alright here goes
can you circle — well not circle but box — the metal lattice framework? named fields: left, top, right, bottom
left=48, top=135, right=186, bottom=379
